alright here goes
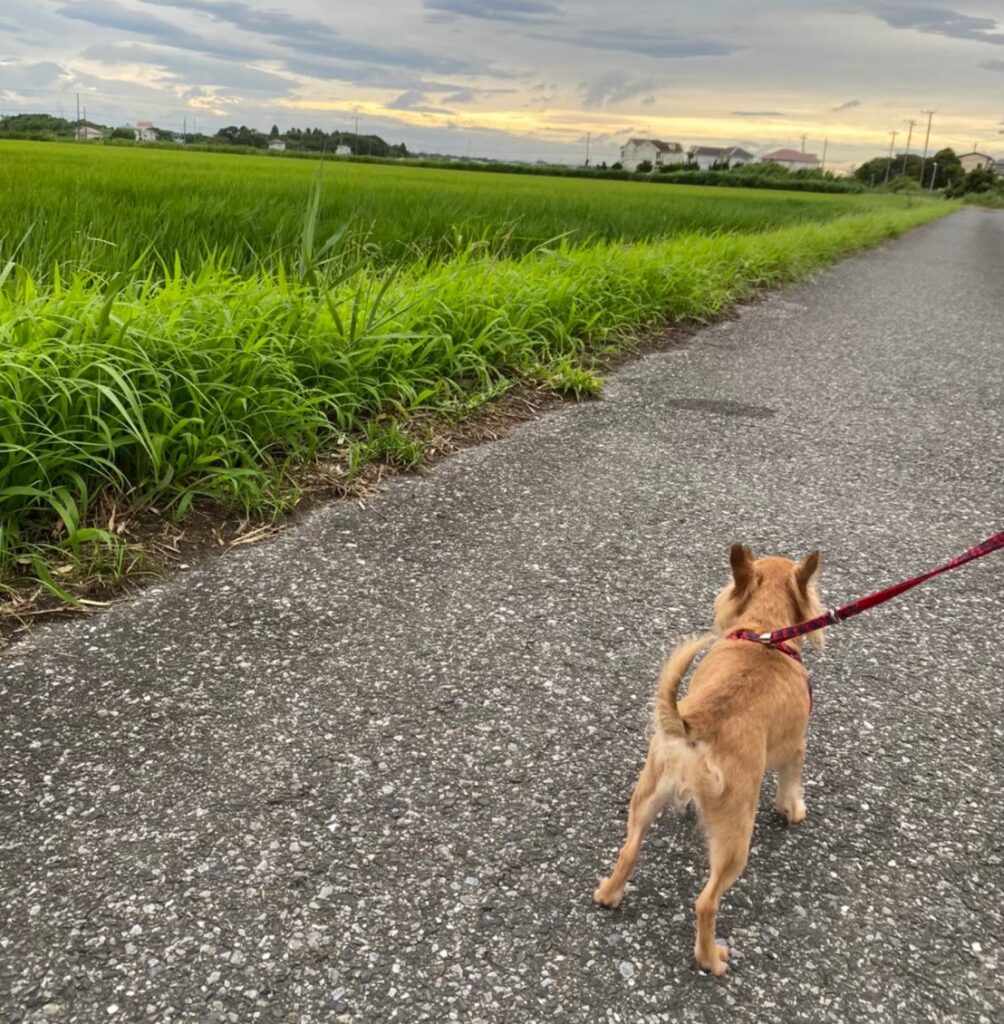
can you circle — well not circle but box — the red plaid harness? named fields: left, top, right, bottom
left=723, top=530, right=1004, bottom=714
left=727, top=629, right=813, bottom=712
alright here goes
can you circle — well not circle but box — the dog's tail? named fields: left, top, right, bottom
left=655, top=633, right=718, bottom=739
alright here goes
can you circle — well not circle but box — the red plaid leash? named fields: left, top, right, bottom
left=753, top=530, right=1004, bottom=648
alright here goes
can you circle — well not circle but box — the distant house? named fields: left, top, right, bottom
left=959, top=150, right=995, bottom=173
left=687, top=145, right=755, bottom=171
left=993, top=159, right=1004, bottom=176
left=335, top=144, right=352, bottom=156
left=74, top=125, right=103, bottom=141
left=760, top=148, right=820, bottom=170
left=268, top=139, right=286, bottom=151
left=134, top=120, right=157, bottom=142
left=171, top=133, right=186, bottom=144
left=619, top=138, right=683, bottom=172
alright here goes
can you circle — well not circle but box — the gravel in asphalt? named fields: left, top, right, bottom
left=2, top=208, right=1002, bottom=1023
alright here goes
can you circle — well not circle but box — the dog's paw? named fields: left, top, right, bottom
left=775, top=798, right=807, bottom=825
left=593, top=878, right=624, bottom=908
left=695, top=942, right=730, bottom=977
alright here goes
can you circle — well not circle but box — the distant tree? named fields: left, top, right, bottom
left=109, top=126, right=135, bottom=140
left=270, top=123, right=279, bottom=138
left=636, top=159, right=653, bottom=173
left=928, top=147, right=963, bottom=190
left=215, top=124, right=267, bottom=148
left=853, top=156, right=887, bottom=186
left=610, top=161, right=623, bottom=170
left=0, top=113, right=75, bottom=137
left=853, top=150, right=964, bottom=188
left=947, top=165, right=1003, bottom=197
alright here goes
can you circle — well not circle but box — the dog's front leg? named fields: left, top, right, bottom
left=594, top=746, right=665, bottom=908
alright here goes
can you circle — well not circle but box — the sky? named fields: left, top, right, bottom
left=1, top=0, right=1002, bottom=170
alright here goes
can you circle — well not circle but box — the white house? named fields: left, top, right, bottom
left=134, top=120, right=157, bottom=142
left=687, top=145, right=755, bottom=170
left=74, top=125, right=103, bottom=141
left=760, top=148, right=820, bottom=170
left=619, top=138, right=683, bottom=171
left=268, top=139, right=286, bottom=151
left=335, top=144, right=352, bottom=156
left=959, top=150, right=995, bottom=173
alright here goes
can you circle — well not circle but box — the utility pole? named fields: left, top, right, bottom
left=884, top=130, right=898, bottom=184
left=901, top=118, right=916, bottom=176
left=585, top=131, right=590, bottom=167
left=354, top=115, right=359, bottom=155
left=799, top=133, right=807, bottom=153
left=76, top=92, right=80, bottom=141
left=821, top=138, right=828, bottom=170
left=929, top=160, right=938, bottom=192
left=918, top=109, right=935, bottom=183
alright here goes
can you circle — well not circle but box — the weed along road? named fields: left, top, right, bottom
left=3, top=208, right=1002, bottom=1023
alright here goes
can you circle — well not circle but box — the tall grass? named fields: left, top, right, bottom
left=0, top=198, right=952, bottom=588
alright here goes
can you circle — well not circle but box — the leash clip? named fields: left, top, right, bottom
left=758, top=632, right=773, bottom=645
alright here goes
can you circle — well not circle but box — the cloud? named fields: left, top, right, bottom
left=271, top=56, right=469, bottom=95
left=438, top=87, right=519, bottom=103
left=978, top=59, right=1004, bottom=70
left=140, top=0, right=341, bottom=44
left=579, top=71, right=662, bottom=109
left=0, top=60, right=70, bottom=91
left=864, top=4, right=1004, bottom=45
left=386, top=90, right=454, bottom=114
left=81, top=42, right=297, bottom=94
left=731, top=110, right=787, bottom=117
left=534, top=28, right=734, bottom=59
left=832, top=98, right=860, bottom=111
left=423, top=0, right=562, bottom=22
left=59, top=0, right=487, bottom=78
left=56, top=1, right=264, bottom=62
left=144, top=0, right=486, bottom=72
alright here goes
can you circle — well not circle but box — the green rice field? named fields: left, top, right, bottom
left=0, top=140, right=956, bottom=598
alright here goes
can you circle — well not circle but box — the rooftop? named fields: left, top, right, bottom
left=762, top=148, right=819, bottom=162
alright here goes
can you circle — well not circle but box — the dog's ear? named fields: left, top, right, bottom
left=795, top=550, right=821, bottom=595
left=729, top=543, right=755, bottom=594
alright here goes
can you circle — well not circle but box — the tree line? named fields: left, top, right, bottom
left=852, top=147, right=1001, bottom=197
left=0, top=113, right=407, bottom=157
left=212, top=125, right=407, bottom=157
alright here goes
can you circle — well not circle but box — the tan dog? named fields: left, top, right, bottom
left=593, top=544, right=824, bottom=975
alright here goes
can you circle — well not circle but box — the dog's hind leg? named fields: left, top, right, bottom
left=774, top=746, right=807, bottom=824
left=593, top=746, right=668, bottom=909
left=693, top=806, right=754, bottom=976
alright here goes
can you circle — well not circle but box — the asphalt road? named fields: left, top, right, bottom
left=2, top=208, right=1002, bottom=1024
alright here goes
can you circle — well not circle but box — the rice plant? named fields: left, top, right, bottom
left=0, top=140, right=955, bottom=596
